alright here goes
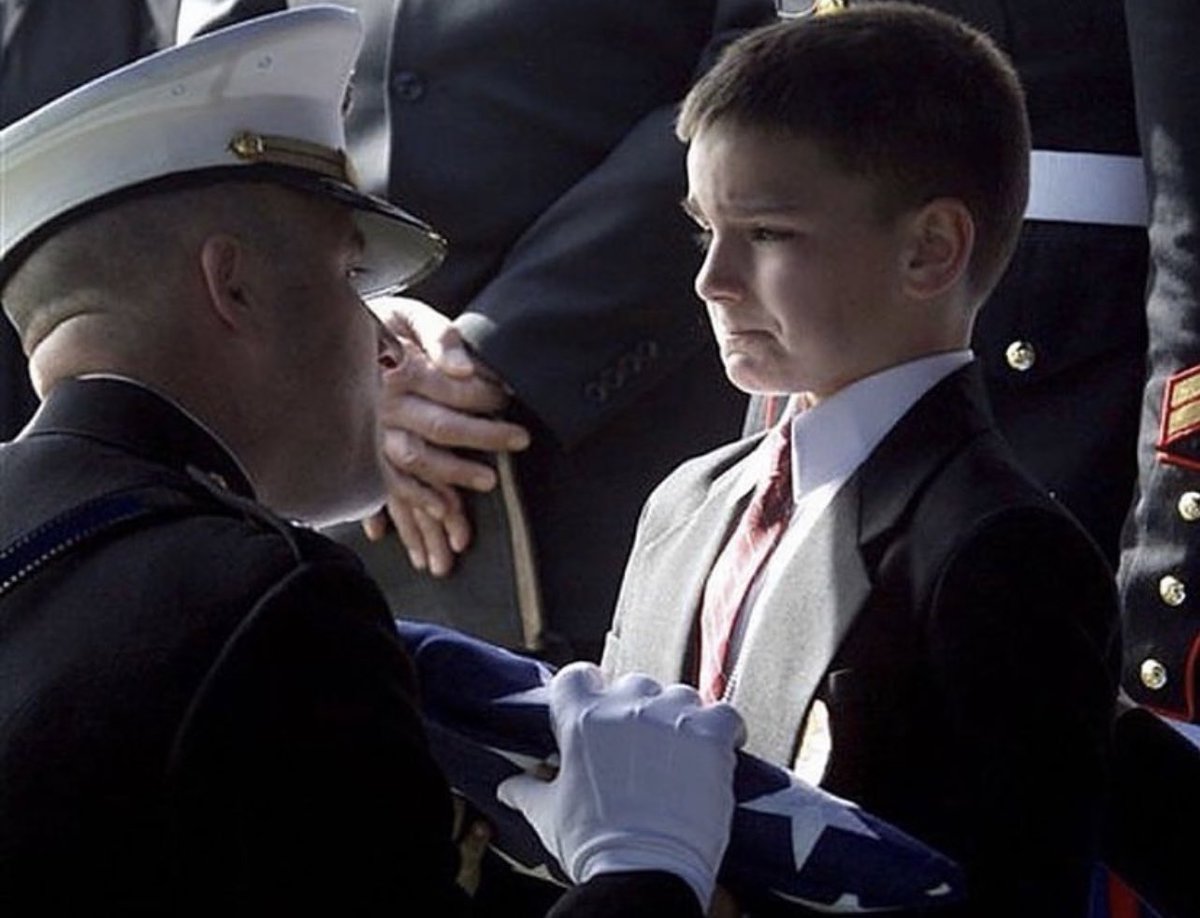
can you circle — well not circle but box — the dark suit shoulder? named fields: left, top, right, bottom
left=884, top=428, right=1118, bottom=659
left=910, top=430, right=1100, bottom=566
left=903, top=431, right=1120, bottom=675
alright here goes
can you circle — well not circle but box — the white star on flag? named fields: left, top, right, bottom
left=742, top=781, right=878, bottom=870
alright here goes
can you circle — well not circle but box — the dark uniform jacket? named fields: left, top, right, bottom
left=604, top=365, right=1120, bottom=916
left=1117, top=0, right=1200, bottom=725
left=0, top=377, right=700, bottom=916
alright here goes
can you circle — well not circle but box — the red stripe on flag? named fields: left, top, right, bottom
left=1107, top=871, right=1143, bottom=918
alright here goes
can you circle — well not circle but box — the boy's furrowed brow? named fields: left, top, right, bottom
left=723, top=199, right=808, bottom=218
left=683, top=195, right=808, bottom=221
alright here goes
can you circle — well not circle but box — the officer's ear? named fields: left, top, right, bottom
left=899, top=197, right=974, bottom=301
left=198, top=233, right=258, bottom=330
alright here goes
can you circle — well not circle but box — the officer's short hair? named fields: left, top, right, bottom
left=2, top=182, right=303, bottom=349
left=677, top=2, right=1029, bottom=301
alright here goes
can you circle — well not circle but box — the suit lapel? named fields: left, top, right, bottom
left=610, top=441, right=760, bottom=683
left=611, top=363, right=995, bottom=763
left=728, top=483, right=870, bottom=764
left=729, top=364, right=995, bottom=766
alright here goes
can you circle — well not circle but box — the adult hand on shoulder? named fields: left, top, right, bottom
left=363, top=296, right=531, bottom=575
left=497, top=663, right=745, bottom=911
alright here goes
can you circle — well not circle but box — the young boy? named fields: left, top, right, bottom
left=602, top=5, right=1119, bottom=914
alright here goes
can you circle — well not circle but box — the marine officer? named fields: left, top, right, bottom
left=0, top=9, right=744, bottom=913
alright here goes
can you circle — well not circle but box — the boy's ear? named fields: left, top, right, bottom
left=198, top=234, right=257, bottom=330
left=901, top=198, right=974, bottom=301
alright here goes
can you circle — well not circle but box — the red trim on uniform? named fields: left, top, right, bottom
left=1155, top=448, right=1200, bottom=472
left=1141, top=697, right=1189, bottom=722
left=1186, top=632, right=1199, bottom=724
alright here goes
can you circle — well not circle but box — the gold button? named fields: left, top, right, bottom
left=1005, top=340, right=1036, bottom=372
left=1179, top=491, right=1200, bottom=522
left=1159, top=575, right=1187, bottom=606
left=229, top=131, right=265, bottom=160
left=1140, top=658, right=1168, bottom=691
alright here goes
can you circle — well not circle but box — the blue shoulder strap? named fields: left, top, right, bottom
left=0, top=486, right=197, bottom=598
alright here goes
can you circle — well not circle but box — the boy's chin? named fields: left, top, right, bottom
left=723, top=362, right=795, bottom=398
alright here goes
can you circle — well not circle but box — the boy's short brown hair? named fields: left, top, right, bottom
left=678, top=2, right=1029, bottom=300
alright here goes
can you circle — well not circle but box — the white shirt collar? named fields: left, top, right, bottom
left=786, top=350, right=973, bottom=501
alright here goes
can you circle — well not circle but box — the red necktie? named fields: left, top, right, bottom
left=762, top=394, right=786, bottom=427
left=697, top=423, right=794, bottom=702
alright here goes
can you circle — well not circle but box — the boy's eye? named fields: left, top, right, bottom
left=748, top=226, right=793, bottom=243
left=692, top=228, right=714, bottom=253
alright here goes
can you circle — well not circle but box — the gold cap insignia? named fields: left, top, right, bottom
left=228, top=130, right=359, bottom=188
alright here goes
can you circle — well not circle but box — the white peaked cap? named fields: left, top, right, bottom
left=0, top=5, right=445, bottom=296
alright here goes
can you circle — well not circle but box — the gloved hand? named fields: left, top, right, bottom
left=497, top=662, right=746, bottom=910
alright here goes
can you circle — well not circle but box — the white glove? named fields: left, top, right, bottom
left=497, top=662, right=746, bottom=910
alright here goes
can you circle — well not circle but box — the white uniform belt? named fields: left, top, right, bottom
left=1025, top=150, right=1147, bottom=227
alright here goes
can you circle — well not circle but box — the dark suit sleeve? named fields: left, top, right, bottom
left=926, top=510, right=1119, bottom=916
left=454, top=0, right=773, bottom=448
left=1117, top=0, right=1200, bottom=725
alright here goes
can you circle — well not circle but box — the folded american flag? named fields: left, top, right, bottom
left=1166, top=716, right=1200, bottom=750
left=398, top=621, right=965, bottom=912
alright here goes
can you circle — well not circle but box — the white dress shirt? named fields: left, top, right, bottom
left=722, top=351, right=972, bottom=781
left=725, top=350, right=974, bottom=687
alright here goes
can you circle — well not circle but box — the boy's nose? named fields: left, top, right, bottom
left=694, top=236, right=743, bottom=305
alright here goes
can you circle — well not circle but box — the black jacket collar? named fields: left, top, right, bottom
left=855, top=361, right=997, bottom=547
left=20, top=377, right=255, bottom=500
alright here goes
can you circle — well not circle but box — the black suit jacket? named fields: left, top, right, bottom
left=605, top=365, right=1120, bottom=916
left=0, top=378, right=700, bottom=916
